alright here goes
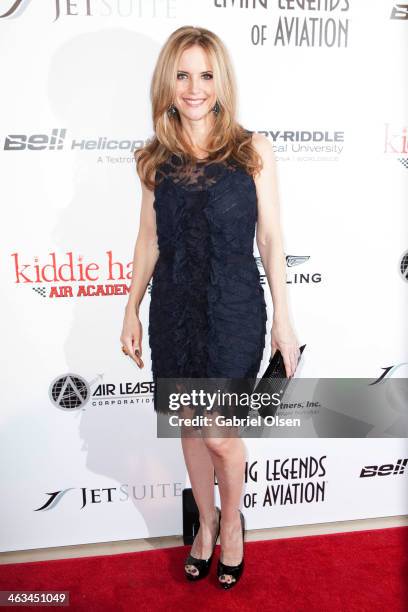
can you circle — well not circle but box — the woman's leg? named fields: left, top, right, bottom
left=181, top=429, right=219, bottom=576
left=202, top=427, right=246, bottom=585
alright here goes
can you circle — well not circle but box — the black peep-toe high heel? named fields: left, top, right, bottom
left=217, top=509, right=245, bottom=589
left=184, top=506, right=221, bottom=581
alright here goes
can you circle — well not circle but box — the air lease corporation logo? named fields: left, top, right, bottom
left=255, top=254, right=321, bottom=285
left=48, top=373, right=153, bottom=411
left=49, top=373, right=90, bottom=411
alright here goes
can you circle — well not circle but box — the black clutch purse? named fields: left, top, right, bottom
left=252, top=344, right=306, bottom=419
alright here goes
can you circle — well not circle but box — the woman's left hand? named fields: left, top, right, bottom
left=271, top=318, right=300, bottom=378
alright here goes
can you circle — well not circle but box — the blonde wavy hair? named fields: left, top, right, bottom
left=134, top=25, right=263, bottom=191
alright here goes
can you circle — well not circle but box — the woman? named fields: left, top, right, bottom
left=120, top=26, right=300, bottom=589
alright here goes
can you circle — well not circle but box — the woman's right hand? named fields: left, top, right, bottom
left=120, top=306, right=144, bottom=368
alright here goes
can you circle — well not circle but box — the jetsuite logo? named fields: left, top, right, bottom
left=49, top=372, right=153, bottom=411
left=255, top=254, right=322, bottom=285
left=390, top=4, right=408, bottom=19
left=35, top=481, right=183, bottom=512
left=0, top=0, right=32, bottom=19
left=359, top=458, right=408, bottom=478
left=0, top=0, right=174, bottom=21
left=370, top=361, right=408, bottom=385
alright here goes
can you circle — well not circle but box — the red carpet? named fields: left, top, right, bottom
left=0, top=526, right=407, bottom=612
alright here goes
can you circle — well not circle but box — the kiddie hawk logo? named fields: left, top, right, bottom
left=10, top=251, right=143, bottom=299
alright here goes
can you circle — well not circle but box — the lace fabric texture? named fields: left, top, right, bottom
left=156, top=154, right=239, bottom=191
left=149, top=139, right=267, bottom=417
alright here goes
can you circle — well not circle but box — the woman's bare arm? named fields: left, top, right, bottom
left=252, top=132, right=300, bottom=376
left=126, top=168, right=159, bottom=316
left=120, top=165, right=159, bottom=367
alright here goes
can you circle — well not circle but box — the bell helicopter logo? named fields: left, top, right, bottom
left=359, top=458, right=408, bottom=478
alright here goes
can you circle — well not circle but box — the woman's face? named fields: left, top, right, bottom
left=174, top=45, right=216, bottom=120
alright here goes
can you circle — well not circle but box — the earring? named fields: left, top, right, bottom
left=212, top=100, right=220, bottom=114
left=167, top=103, right=178, bottom=117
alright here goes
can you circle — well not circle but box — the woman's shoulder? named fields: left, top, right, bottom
left=249, top=130, right=270, bottom=149
left=249, top=131, right=275, bottom=166
left=244, top=129, right=272, bottom=155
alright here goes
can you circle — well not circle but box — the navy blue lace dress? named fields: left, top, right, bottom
left=148, top=136, right=267, bottom=417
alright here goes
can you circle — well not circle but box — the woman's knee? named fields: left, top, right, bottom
left=202, top=435, right=235, bottom=457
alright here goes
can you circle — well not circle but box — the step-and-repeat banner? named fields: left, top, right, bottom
left=1, top=1, right=407, bottom=552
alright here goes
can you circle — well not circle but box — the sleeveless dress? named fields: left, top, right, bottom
left=148, top=133, right=268, bottom=417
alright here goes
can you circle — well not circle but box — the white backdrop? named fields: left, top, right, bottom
left=1, top=0, right=407, bottom=553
